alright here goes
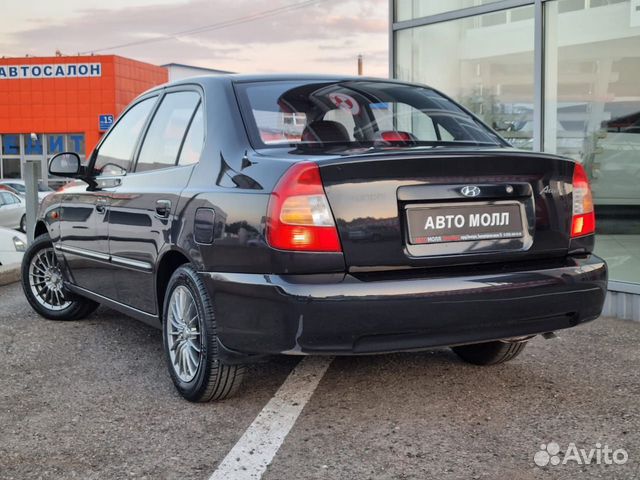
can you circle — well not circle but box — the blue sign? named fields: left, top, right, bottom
left=99, top=114, right=114, bottom=132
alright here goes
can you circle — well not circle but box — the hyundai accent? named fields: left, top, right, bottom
left=21, top=75, right=607, bottom=402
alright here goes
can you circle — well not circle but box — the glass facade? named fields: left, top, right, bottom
left=0, top=133, right=86, bottom=184
left=393, top=0, right=640, bottom=287
left=544, top=0, right=640, bottom=284
left=395, top=0, right=507, bottom=22
left=395, top=5, right=536, bottom=149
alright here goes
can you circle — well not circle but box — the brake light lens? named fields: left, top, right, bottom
left=380, top=131, right=413, bottom=142
left=571, top=163, right=595, bottom=237
left=266, top=162, right=342, bottom=252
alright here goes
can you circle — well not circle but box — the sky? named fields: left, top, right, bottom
left=0, top=0, right=389, bottom=77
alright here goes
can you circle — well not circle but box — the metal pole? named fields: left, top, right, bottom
left=388, top=0, right=394, bottom=79
left=532, top=0, right=544, bottom=152
left=357, top=55, right=363, bottom=76
left=23, top=158, right=40, bottom=244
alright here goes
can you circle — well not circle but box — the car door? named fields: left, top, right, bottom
left=0, top=192, right=23, bottom=228
left=108, top=88, right=203, bottom=314
left=57, top=95, right=158, bottom=300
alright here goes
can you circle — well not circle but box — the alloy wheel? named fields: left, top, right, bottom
left=166, top=285, right=202, bottom=382
left=28, top=247, right=71, bottom=311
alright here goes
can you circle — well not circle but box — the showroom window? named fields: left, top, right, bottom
left=394, top=4, right=536, bottom=149
left=393, top=0, right=640, bottom=292
left=544, top=0, right=640, bottom=284
left=395, top=0, right=507, bottom=22
left=0, top=133, right=86, bottom=183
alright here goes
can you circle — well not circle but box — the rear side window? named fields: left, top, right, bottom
left=178, top=104, right=204, bottom=166
left=93, top=97, right=156, bottom=177
left=136, top=91, right=201, bottom=172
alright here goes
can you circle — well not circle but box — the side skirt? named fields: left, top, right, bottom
left=65, top=283, right=161, bottom=329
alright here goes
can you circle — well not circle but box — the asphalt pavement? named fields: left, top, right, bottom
left=1, top=280, right=639, bottom=480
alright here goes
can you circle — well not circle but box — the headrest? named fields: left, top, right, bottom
left=301, top=120, right=350, bottom=144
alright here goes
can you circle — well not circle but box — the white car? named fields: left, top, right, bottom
left=0, top=179, right=54, bottom=202
left=0, top=191, right=26, bottom=232
left=0, top=227, right=26, bottom=266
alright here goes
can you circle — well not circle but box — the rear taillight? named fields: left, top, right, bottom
left=571, top=163, right=595, bottom=238
left=266, top=162, right=342, bottom=252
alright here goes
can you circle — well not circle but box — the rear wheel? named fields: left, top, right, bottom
left=162, top=264, right=245, bottom=402
left=451, top=340, right=527, bottom=365
left=21, top=234, right=99, bottom=320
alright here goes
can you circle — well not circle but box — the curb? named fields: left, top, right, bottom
left=0, top=264, right=21, bottom=287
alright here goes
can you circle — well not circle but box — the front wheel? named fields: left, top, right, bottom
left=21, top=234, right=99, bottom=320
left=20, top=214, right=26, bottom=233
left=162, top=264, right=245, bottom=402
left=451, top=340, right=528, bottom=365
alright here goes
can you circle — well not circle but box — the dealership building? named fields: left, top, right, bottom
left=391, top=0, right=640, bottom=316
left=0, top=55, right=227, bottom=184
left=0, top=55, right=167, bottom=178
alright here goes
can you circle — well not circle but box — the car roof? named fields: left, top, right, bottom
left=137, top=74, right=429, bottom=98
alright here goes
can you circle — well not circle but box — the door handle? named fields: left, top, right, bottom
left=95, top=197, right=108, bottom=214
left=155, top=199, right=171, bottom=218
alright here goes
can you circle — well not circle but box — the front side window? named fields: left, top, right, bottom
left=235, top=80, right=503, bottom=151
left=93, top=97, right=156, bottom=176
left=136, top=91, right=201, bottom=172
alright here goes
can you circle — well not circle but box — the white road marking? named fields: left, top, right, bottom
left=209, top=356, right=333, bottom=480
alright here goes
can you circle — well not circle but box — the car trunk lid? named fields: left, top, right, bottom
left=318, top=149, right=574, bottom=271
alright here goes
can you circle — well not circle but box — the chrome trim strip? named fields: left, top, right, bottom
left=55, top=243, right=153, bottom=272
left=55, top=244, right=110, bottom=262
left=110, top=255, right=153, bottom=272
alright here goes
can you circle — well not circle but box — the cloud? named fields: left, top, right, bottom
left=1, top=0, right=389, bottom=76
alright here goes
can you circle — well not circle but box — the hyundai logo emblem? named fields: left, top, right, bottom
left=461, top=185, right=481, bottom=197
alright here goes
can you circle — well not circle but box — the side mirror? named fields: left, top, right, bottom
left=49, top=152, right=82, bottom=178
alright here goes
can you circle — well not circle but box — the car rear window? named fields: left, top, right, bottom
left=234, top=80, right=503, bottom=150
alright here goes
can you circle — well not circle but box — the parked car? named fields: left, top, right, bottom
left=0, top=183, right=23, bottom=196
left=0, top=179, right=54, bottom=202
left=0, top=227, right=26, bottom=266
left=0, top=191, right=26, bottom=232
left=21, top=75, right=607, bottom=402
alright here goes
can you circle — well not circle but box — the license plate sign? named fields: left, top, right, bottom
left=406, top=203, right=523, bottom=245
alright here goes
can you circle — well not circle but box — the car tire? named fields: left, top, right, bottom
left=451, top=340, right=527, bottom=365
left=21, top=233, right=99, bottom=321
left=19, top=214, right=26, bottom=233
left=162, top=264, right=245, bottom=402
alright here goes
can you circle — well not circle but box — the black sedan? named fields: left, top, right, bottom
left=21, top=75, right=607, bottom=402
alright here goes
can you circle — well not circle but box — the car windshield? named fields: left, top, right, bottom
left=235, top=80, right=504, bottom=151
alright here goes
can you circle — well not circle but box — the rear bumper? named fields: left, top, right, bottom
left=201, top=255, right=607, bottom=357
